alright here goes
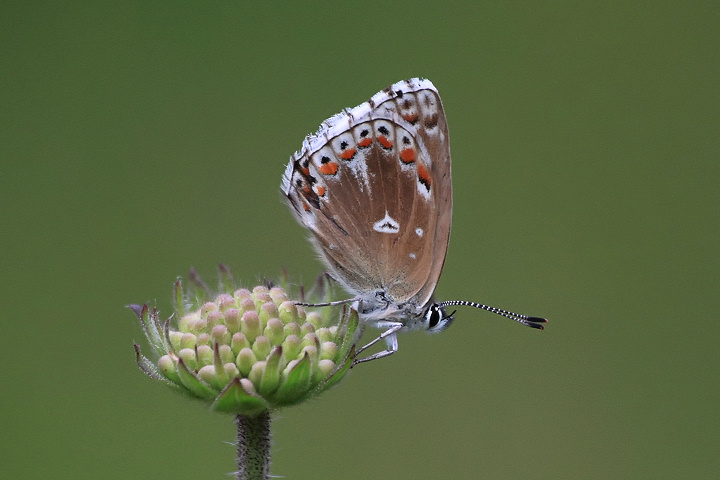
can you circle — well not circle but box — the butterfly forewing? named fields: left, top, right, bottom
left=283, top=79, right=451, bottom=313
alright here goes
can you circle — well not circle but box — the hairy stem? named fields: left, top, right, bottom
left=236, top=412, right=271, bottom=480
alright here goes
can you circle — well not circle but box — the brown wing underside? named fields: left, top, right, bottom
left=285, top=84, right=452, bottom=307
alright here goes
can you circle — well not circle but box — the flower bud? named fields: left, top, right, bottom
left=132, top=268, right=361, bottom=416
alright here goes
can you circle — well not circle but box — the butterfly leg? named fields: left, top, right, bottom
left=352, top=323, right=403, bottom=366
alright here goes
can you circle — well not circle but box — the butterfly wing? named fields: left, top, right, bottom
left=282, top=78, right=452, bottom=311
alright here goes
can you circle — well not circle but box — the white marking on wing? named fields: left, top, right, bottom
left=373, top=211, right=400, bottom=234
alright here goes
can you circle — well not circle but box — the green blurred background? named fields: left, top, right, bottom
left=2, top=2, right=718, bottom=478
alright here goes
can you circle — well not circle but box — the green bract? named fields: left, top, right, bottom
left=131, top=270, right=361, bottom=416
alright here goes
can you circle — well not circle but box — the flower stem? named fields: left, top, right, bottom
left=236, top=412, right=271, bottom=480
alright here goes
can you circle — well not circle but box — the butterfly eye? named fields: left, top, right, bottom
left=424, top=304, right=454, bottom=332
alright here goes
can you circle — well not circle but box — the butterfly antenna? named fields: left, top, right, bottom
left=438, top=300, right=547, bottom=330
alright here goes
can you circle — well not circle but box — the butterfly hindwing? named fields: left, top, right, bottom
left=282, top=78, right=451, bottom=312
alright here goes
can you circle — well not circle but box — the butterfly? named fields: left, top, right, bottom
left=282, top=78, right=546, bottom=364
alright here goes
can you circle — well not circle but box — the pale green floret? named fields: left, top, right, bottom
left=239, top=378, right=258, bottom=396
left=301, top=345, right=318, bottom=365
left=236, top=347, right=258, bottom=377
left=223, top=362, right=239, bottom=379
left=282, top=334, right=301, bottom=361
left=306, top=312, right=324, bottom=329
left=283, top=322, right=301, bottom=338
left=259, top=302, right=279, bottom=324
left=178, top=311, right=200, bottom=331
left=158, top=355, right=180, bottom=383
left=315, top=327, right=333, bottom=343
left=212, top=324, right=231, bottom=345
left=216, top=293, right=235, bottom=311
left=197, top=344, right=213, bottom=367
left=180, top=332, right=196, bottom=349
left=254, top=293, right=273, bottom=311
left=252, top=290, right=272, bottom=311
left=234, top=288, right=252, bottom=301
left=179, top=348, right=197, bottom=370
left=231, top=332, right=250, bottom=353
left=252, top=285, right=269, bottom=295
left=300, top=322, right=316, bottom=336
left=200, top=302, right=217, bottom=316
left=264, top=317, right=285, bottom=345
left=193, top=317, right=207, bottom=335
left=249, top=361, right=266, bottom=386
left=301, top=333, right=320, bottom=352
left=224, top=308, right=241, bottom=333
left=207, top=310, right=224, bottom=329
left=241, top=311, right=262, bottom=343
left=169, top=330, right=184, bottom=351
left=278, top=301, right=299, bottom=324
left=198, top=364, right=219, bottom=388
left=317, top=359, right=336, bottom=377
left=252, top=335, right=272, bottom=360
left=218, top=344, right=234, bottom=364
left=320, top=341, right=338, bottom=360
left=237, top=297, right=256, bottom=316
left=181, top=316, right=196, bottom=333
left=268, top=287, right=289, bottom=304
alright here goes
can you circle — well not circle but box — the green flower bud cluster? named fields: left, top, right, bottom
left=132, top=271, right=361, bottom=416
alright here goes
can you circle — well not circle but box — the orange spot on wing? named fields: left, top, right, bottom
left=315, top=185, right=326, bottom=196
left=400, top=148, right=416, bottom=163
left=358, top=138, right=372, bottom=147
left=303, top=201, right=310, bottom=211
left=378, top=136, right=393, bottom=149
left=402, top=112, right=418, bottom=123
left=339, top=147, right=356, bottom=160
left=417, top=163, right=431, bottom=188
left=301, top=167, right=310, bottom=175
left=318, top=161, right=338, bottom=175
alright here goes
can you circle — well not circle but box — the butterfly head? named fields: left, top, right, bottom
left=422, top=302, right=456, bottom=333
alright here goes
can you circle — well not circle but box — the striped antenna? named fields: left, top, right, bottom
left=437, top=300, right=547, bottom=329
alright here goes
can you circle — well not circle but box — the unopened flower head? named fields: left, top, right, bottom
left=131, top=268, right=361, bottom=417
